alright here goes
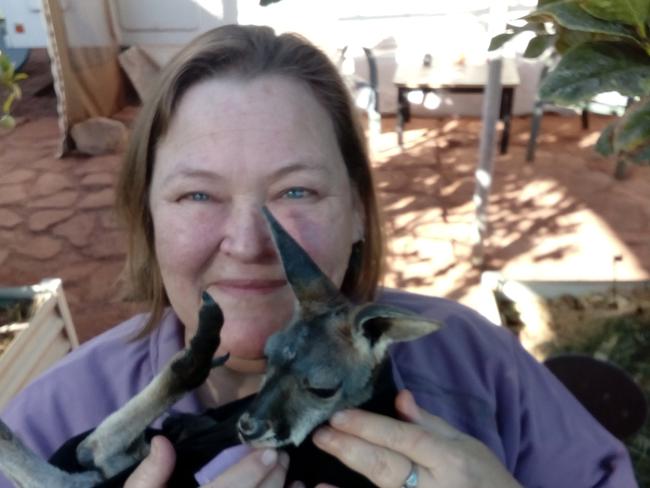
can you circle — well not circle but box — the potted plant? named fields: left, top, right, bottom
left=490, top=0, right=650, bottom=178
left=0, top=49, right=27, bottom=129
left=0, top=279, right=80, bottom=409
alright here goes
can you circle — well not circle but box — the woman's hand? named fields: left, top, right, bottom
left=124, top=436, right=295, bottom=488
left=312, top=390, right=522, bottom=488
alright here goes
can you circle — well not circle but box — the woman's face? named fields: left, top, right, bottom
left=150, top=75, right=363, bottom=373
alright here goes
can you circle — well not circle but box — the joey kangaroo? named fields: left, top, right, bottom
left=0, top=207, right=442, bottom=487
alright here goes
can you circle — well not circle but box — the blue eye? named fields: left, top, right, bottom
left=186, top=192, right=210, bottom=202
left=283, top=187, right=311, bottom=199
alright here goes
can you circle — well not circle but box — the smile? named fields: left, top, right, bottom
left=212, top=279, right=287, bottom=296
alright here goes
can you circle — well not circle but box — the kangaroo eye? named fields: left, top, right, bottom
left=307, top=385, right=340, bottom=399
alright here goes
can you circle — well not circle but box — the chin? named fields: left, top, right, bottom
left=224, top=354, right=268, bottom=374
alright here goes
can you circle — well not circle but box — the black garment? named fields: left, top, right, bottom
left=49, top=362, right=398, bottom=487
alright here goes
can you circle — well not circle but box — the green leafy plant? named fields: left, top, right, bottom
left=0, top=51, right=27, bottom=130
left=491, top=0, right=650, bottom=177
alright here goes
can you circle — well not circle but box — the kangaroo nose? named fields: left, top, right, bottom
left=237, top=413, right=271, bottom=440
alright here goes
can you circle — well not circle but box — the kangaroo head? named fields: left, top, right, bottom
left=236, top=207, right=441, bottom=447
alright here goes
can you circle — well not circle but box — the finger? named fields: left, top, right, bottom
left=326, top=404, right=461, bottom=468
left=124, top=436, right=176, bottom=488
left=396, top=389, right=462, bottom=439
left=313, top=426, right=414, bottom=488
left=206, top=449, right=284, bottom=488
left=258, top=451, right=290, bottom=488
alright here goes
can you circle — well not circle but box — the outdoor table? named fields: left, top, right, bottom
left=394, top=58, right=520, bottom=153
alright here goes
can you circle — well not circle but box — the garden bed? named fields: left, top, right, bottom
left=481, top=272, right=650, bottom=485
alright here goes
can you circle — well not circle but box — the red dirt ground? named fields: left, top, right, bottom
left=1, top=49, right=649, bottom=342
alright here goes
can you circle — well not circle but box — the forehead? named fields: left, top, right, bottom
left=154, top=74, right=345, bottom=178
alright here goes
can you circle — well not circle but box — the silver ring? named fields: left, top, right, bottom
left=401, top=461, right=418, bottom=488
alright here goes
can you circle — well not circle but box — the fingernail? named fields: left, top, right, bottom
left=290, top=482, right=306, bottom=488
left=330, top=411, right=348, bottom=426
left=261, top=449, right=278, bottom=466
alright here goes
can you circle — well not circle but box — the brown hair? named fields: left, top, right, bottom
left=115, top=24, right=384, bottom=332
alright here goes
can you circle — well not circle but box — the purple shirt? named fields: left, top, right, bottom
left=0, top=289, right=638, bottom=487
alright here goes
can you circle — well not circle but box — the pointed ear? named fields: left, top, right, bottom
left=261, top=206, right=347, bottom=316
left=352, top=303, right=442, bottom=358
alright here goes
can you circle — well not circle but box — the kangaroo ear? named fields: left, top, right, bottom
left=352, top=303, right=442, bottom=360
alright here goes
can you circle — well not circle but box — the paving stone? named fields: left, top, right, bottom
left=0, top=209, right=22, bottom=228
left=78, top=188, right=114, bottom=209
left=3, top=169, right=36, bottom=184
left=98, top=209, right=120, bottom=230
left=32, top=173, right=75, bottom=197
left=28, top=190, right=78, bottom=208
left=52, top=213, right=96, bottom=247
left=13, top=235, right=64, bottom=260
left=80, top=172, right=114, bottom=186
left=28, top=209, right=75, bottom=231
left=82, top=230, right=126, bottom=258
left=74, top=154, right=122, bottom=175
left=0, top=185, right=27, bottom=205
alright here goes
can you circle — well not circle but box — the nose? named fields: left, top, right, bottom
left=237, top=413, right=272, bottom=441
left=220, top=204, right=274, bottom=262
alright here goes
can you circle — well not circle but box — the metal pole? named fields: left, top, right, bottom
left=471, top=0, right=508, bottom=266
left=471, top=56, right=503, bottom=266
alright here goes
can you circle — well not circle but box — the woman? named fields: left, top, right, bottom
left=0, top=25, right=636, bottom=488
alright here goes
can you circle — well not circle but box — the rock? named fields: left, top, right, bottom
left=80, top=173, right=114, bottom=186
left=3, top=169, right=36, bottom=184
left=28, top=209, right=74, bottom=231
left=0, top=185, right=27, bottom=205
left=0, top=248, right=8, bottom=266
left=32, top=173, right=74, bottom=197
left=82, top=230, right=126, bottom=258
left=13, top=235, right=63, bottom=260
left=78, top=188, right=114, bottom=209
left=52, top=213, right=96, bottom=247
left=70, top=117, right=128, bottom=156
left=0, top=209, right=22, bottom=228
left=28, top=190, right=78, bottom=208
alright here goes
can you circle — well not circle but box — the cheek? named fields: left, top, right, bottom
left=152, top=205, right=220, bottom=276
left=279, top=209, right=355, bottom=286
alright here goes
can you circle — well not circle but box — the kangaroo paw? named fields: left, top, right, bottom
left=169, top=292, right=227, bottom=392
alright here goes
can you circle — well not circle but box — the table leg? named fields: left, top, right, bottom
left=499, top=87, right=514, bottom=155
left=396, top=87, right=409, bottom=147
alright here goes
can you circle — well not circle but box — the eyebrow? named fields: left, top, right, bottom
left=162, top=161, right=331, bottom=186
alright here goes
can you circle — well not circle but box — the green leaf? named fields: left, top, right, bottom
left=539, top=41, right=650, bottom=104
left=0, top=114, right=15, bottom=129
left=596, top=119, right=617, bottom=155
left=489, top=22, right=549, bottom=51
left=13, top=72, right=27, bottom=82
left=629, top=141, right=650, bottom=162
left=613, top=99, right=650, bottom=153
left=528, top=0, right=643, bottom=46
left=2, top=91, right=15, bottom=114
left=524, top=34, right=556, bottom=57
left=580, top=0, right=650, bottom=37
left=489, top=33, right=518, bottom=51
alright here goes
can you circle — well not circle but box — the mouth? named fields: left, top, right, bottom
left=238, top=431, right=291, bottom=448
left=212, top=279, right=287, bottom=296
